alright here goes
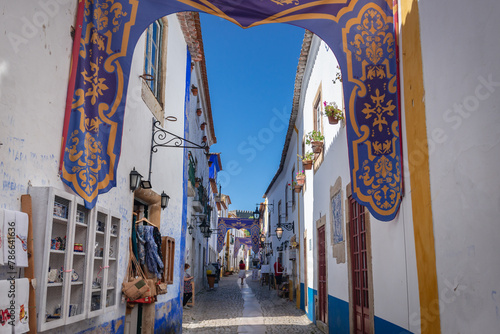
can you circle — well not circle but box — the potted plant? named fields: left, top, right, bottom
left=208, top=160, right=213, bottom=167
left=297, top=152, right=314, bottom=170
left=202, top=135, right=207, bottom=143
left=291, top=181, right=302, bottom=193
left=191, top=84, right=198, bottom=96
left=306, top=130, right=325, bottom=154
left=200, top=122, right=206, bottom=130
left=196, top=108, right=202, bottom=116
left=323, top=101, right=344, bottom=124
left=296, top=171, right=306, bottom=186
left=204, top=146, right=210, bottom=154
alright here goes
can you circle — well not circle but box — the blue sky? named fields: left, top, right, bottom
left=199, top=13, right=305, bottom=212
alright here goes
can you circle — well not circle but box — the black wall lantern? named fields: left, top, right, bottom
left=253, top=207, right=260, bottom=220
left=199, top=219, right=209, bottom=234
left=160, top=191, right=169, bottom=209
left=203, top=228, right=212, bottom=239
left=130, top=168, right=142, bottom=192
left=188, top=224, right=194, bottom=235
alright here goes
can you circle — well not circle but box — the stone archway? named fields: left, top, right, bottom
left=60, top=0, right=402, bottom=222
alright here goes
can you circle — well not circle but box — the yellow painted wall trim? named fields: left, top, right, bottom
left=400, top=1, right=441, bottom=333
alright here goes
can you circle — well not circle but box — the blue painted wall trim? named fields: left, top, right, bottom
left=374, top=316, right=413, bottom=334
left=75, top=316, right=125, bottom=334
left=307, top=287, right=317, bottom=323
left=300, top=283, right=305, bottom=311
left=325, top=294, right=413, bottom=334
left=328, top=295, right=350, bottom=334
left=154, top=298, right=183, bottom=333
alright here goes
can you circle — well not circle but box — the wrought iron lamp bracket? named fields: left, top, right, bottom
left=151, top=119, right=207, bottom=151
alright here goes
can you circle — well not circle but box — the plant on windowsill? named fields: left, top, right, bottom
left=297, top=152, right=314, bottom=170
left=306, top=130, right=325, bottom=154
left=323, top=101, right=344, bottom=125
left=296, top=171, right=306, bottom=186
left=202, top=135, right=207, bottom=143
left=196, top=108, right=202, bottom=116
left=200, top=122, right=206, bottom=130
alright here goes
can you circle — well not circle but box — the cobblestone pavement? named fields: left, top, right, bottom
left=182, top=272, right=322, bottom=334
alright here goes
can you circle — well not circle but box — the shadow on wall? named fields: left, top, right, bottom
left=154, top=297, right=182, bottom=333
left=76, top=316, right=126, bottom=334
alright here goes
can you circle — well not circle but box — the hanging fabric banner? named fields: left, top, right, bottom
left=233, top=237, right=253, bottom=258
left=217, top=218, right=260, bottom=255
left=60, top=0, right=401, bottom=219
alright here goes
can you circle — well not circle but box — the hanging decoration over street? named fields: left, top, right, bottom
left=60, top=0, right=402, bottom=220
left=217, top=218, right=260, bottom=255
left=233, top=237, right=253, bottom=258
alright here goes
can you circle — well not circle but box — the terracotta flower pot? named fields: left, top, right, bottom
left=200, top=122, right=206, bottom=130
left=192, top=86, right=198, bottom=96
left=202, top=136, right=207, bottom=143
left=196, top=108, right=202, bottom=116
left=296, top=175, right=306, bottom=186
left=302, top=160, right=313, bottom=170
left=195, top=181, right=200, bottom=188
left=311, top=141, right=323, bottom=154
left=294, top=184, right=302, bottom=193
left=327, top=114, right=339, bottom=124
left=208, top=161, right=213, bottom=167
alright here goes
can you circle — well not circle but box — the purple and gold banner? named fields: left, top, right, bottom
left=217, top=218, right=260, bottom=255
left=61, top=0, right=401, bottom=219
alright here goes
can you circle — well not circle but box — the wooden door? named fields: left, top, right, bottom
left=349, top=197, right=370, bottom=334
left=318, top=225, right=327, bottom=323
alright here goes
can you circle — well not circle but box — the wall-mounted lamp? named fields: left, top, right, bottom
left=275, top=225, right=283, bottom=241
left=188, top=224, right=194, bottom=235
left=141, top=179, right=152, bottom=189
left=199, top=219, right=209, bottom=234
left=160, top=191, right=170, bottom=209
left=130, top=168, right=142, bottom=192
left=253, top=206, right=261, bottom=220
left=203, top=228, right=213, bottom=239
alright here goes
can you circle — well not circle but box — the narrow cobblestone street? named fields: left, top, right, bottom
left=182, top=273, right=322, bottom=333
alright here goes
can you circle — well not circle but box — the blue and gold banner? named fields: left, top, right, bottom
left=61, top=0, right=401, bottom=219
left=217, top=218, right=260, bottom=255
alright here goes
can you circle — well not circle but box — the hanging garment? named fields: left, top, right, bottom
left=135, top=225, right=146, bottom=265
left=14, top=212, right=28, bottom=268
left=14, top=278, right=29, bottom=333
left=0, top=280, right=11, bottom=333
left=144, top=226, right=163, bottom=278
left=152, top=227, right=163, bottom=266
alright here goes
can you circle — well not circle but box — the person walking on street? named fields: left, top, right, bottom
left=183, top=263, right=194, bottom=307
left=238, top=260, right=246, bottom=285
